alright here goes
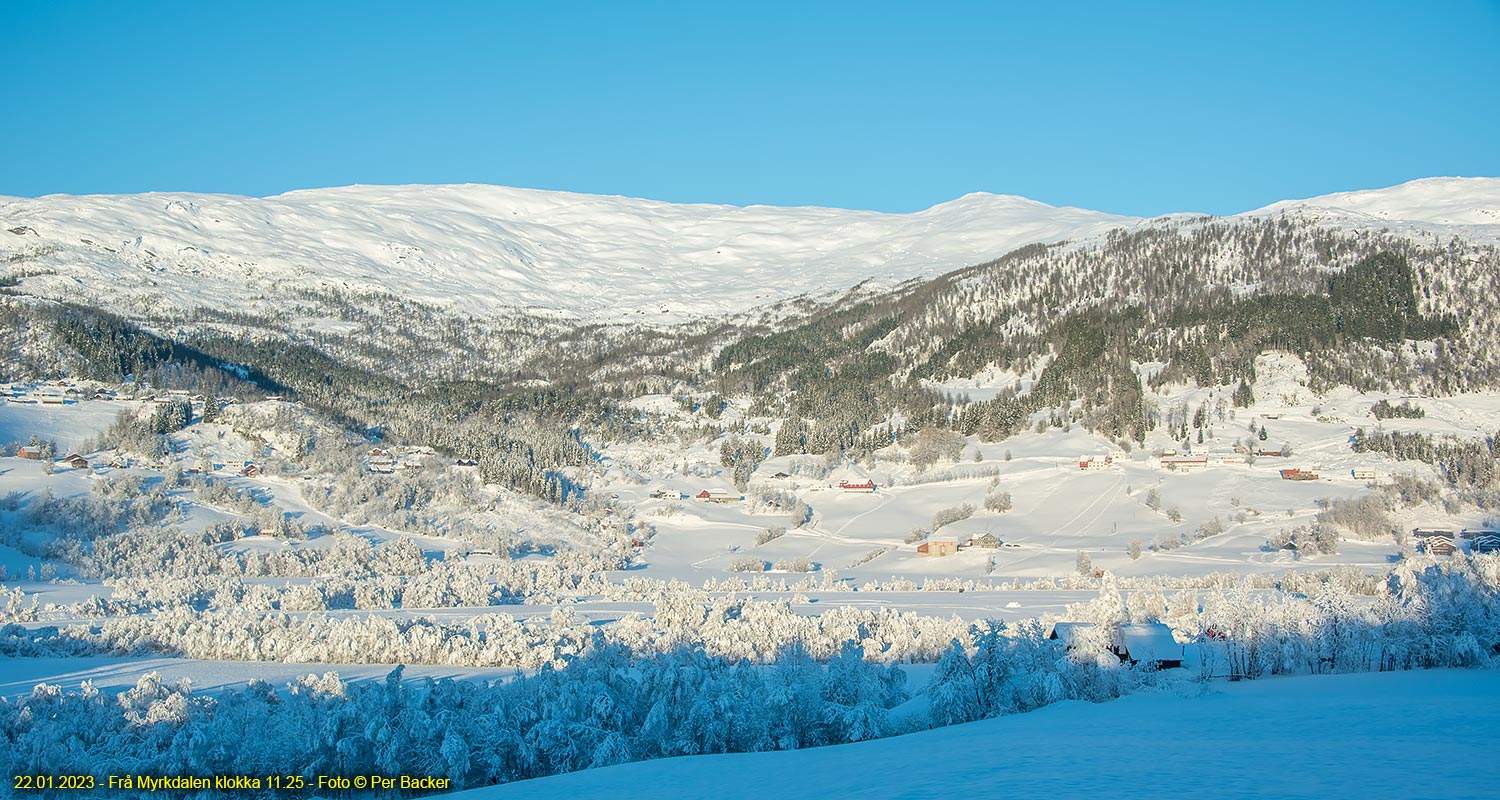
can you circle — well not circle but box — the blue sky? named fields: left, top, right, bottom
left=3, top=1, right=1497, bottom=215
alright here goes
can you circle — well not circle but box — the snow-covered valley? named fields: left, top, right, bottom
left=2, top=177, right=1499, bottom=799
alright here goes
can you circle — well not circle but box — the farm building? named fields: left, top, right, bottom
left=696, top=489, right=741, bottom=504
left=1255, top=450, right=1284, bottom=458
left=916, top=540, right=959, bottom=557
left=771, top=471, right=791, bottom=479
left=1472, top=535, right=1500, bottom=555
left=1078, top=455, right=1114, bottom=471
left=1162, top=456, right=1209, bottom=472
left=1280, top=468, right=1318, bottom=481
left=58, top=454, right=90, bottom=470
left=1411, top=528, right=1456, bottom=541
left=1048, top=622, right=1185, bottom=669
left=1459, top=529, right=1497, bottom=541
left=1117, top=623, right=1186, bottom=669
left=16, top=446, right=42, bottom=460
left=837, top=479, right=876, bottom=492
left=966, top=533, right=1001, bottom=549
left=239, top=463, right=262, bottom=478
left=1421, top=538, right=1458, bottom=556
left=1350, top=469, right=1377, bottom=480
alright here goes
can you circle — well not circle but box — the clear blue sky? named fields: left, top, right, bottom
left=3, top=1, right=1498, bottom=216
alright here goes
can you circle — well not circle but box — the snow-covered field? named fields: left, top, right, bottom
left=460, top=669, right=1500, bottom=800
left=0, top=399, right=129, bottom=451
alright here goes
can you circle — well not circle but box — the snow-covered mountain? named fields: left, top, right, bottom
left=2, top=177, right=1496, bottom=324
left=1248, top=176, right=1500, bottom=235
left=0, top=186, right=1133, bottom=324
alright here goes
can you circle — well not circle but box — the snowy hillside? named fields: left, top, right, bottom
left=4, top=177, right=1495, bottom=326
left=0, top=185, right=1134, bottom=323
left=463, top=670, right=1499, bottom=800
left=1249, top=176, right=1500, bottom=238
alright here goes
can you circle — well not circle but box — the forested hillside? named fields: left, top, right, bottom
left=3, top=211, right=1497, bottom=504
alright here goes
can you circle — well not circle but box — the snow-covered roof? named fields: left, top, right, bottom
left=1118, top=623, right=1182, bottom=664
left=1048, top=622, right=1097, bottom=646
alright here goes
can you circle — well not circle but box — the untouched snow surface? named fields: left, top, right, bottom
left=461, top=669, right=1499, bottom=800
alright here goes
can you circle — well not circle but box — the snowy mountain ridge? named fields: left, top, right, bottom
left=2, top=177, right=1496, bottom=325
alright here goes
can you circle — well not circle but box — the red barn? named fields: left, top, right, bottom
left=837, top=479, right=876, bottom=493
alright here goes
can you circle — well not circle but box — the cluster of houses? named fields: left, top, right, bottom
left=1411, top=527, right=1500, bottom=556
left=1078, top=451, right=1127, bottom=470
left=366, top=446, right=435, bottom=474
left=1156, top=450, right=1284, bottom=473
left=1148, top=447, right=1360, bottom=483
left=15, top=447, right=133, bottom=472
left=5, top=380, right=94, bottom=405
left=2, top=381, right=252, bottom=415
left=916, top=532, right=1003, bottom=557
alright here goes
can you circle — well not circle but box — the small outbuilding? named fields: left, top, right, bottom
left=916, top=540, right=959, bottom=557
left=1116, top=623, right=1186, bottom=669
left=1048, top=621, right=1185, bottom=670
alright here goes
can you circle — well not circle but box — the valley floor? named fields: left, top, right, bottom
left=461, top=668, right=1499, bottom=800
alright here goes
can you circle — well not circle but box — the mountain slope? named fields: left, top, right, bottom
left=1249, top=176, right=1500, bottom=234
left=7, top=177, right=1493, bottom=328
left=0, top=185, right=1135, bottom=324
